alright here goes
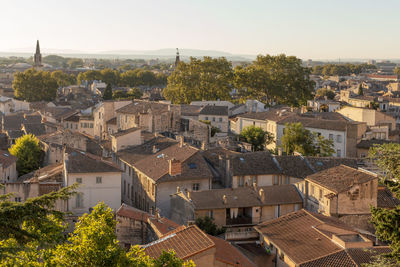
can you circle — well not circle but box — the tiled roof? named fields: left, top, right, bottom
left=345, top=247, right=392, bottom=266
left=305, top=157, right=358, bottom=173
left=254, top=209, right=359, bottom=265
left=231, top=152, right=281, bottom=176
left=64, top=114, right=80, bottom=122
left=300, top=250, right=356, bottom=267
left=18, top=163, right=63, bottom=183
left=117, top=136, right=177, bottom=166
left=277, top=114, right=350, bottom=132
left=0, top=150, right=16, bottom=168
left=23, top=123, right=46, bottom=137
left=208, top=235, right=256, bottom=267
left=116, top=101, right=169, bottom=115
left=306, top=165, right=377, bottom=193
left=274, top=155, right=315, bottom=178
left=143, top=225, right=215, bottom=260
left=180, top=105, right=202, bottom=116
left=199, top=105, right=228, bottom=116
left=6, top=130, right=23, bottom=139
left=189, top=185, right=302, bottom=210
left=134, top=143, right=212, bottom=182
left=377, top=186, right=400, bottom=208
left=116, top=204, right=150, bottom=222
left=110, top=127, right=140, bottom=138
left=148, top=216, right=181, bottom=236
left=106, top=117, right=117, bottom=125
left=237, top=108, right=295, bottom=122
left=65, top=148, right=121, bottom=173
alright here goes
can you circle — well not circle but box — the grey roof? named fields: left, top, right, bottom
left=189, top=185, right=302, bottom=210
left=65, top=148, right=121, bottom=173
left=199, top=105, right=228, bottom=116
left=356, top=139, right=397, bottom=149
left=111, top=127, right=141, bottom=138
left=23, top=123, right=46, bottom=137
left=180, top=105, right=202, bottom=116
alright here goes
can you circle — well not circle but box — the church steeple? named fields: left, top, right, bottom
left=175, top=48, right=180, bottom=67
left=34, top=40, right=42, bottom=68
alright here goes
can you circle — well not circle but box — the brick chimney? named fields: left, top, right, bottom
left=259, top=189, right=265, bottom=202
left=169, top=158, right=182, bottom=176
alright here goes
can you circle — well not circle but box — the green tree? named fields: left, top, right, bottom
left=195, top=216, right=225, bottom=236
left=13, top=68, right=58, bottom=101
left=240, top=126, right=274, bottom=151
left=234, top=54, right=314, bottom=106
left=0, top=201, right=194, bottom=266
left=281, top=123, right=334, bottom=156
left=393, top=67, right=400, bottom=77
left=100, top=68, right=120, bottom=86
left=164, top=57, right=233, bottom=104
left=314, top=134, right=335, bottom=157
left=368, top=143, right=400, bottom=264
left=51, top=70, right=76, bottom=87
left=67, top=58, right=84, bottom=69
left=103, top=84, right=113, bottom=100
left=358, top=84, right=364, bottom=96
left=127, top=87, right=143, bottom=99
left=9, top=134, right=43, bottom=176
left=315, top=88, right=336, bottom=100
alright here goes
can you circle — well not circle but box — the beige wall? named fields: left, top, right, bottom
left=111, top=129, right=141, bottom=152
left=0, top=162, right=17, bottom=182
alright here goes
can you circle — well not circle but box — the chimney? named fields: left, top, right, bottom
left=259, top=189, right=265, bottom=202
left=277, top=147, right=282, bottom=156
left=222, top=195, right=227, bottom=204
left=253, top=182, right=257, bottom=191
left=179, top=136, right=184, bottom=147
left=176, top=186, right=181, bottom=193
left=201, top=141, right=207, bottom=150
left=169, top=158, right=182, bottom=176
left=155, top=208, right=160, bottom=220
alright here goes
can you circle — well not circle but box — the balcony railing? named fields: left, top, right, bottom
left=225, top=216, right=252, bottom=225
left=225, top=230, right=258, bottom=240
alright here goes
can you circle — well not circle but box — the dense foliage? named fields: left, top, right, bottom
left=0, top=195, right=194, bottom=266
left=9, top=134, right=43, bottom=176
left=234, top=54, right=314, bottom=106
left=315, top=88, right=336, bottom=100
left=77, top=68, right=167, bottom=87
left=312, top=63, right=376, bottom=76
left=239, top=126, right=274, bottom=151
left=368, top=143, right=400, bottom=265
left=281, top=122, right=335, bottom=156
left=195, top=216, right=225, bottom=236
left=164, top=57, right=234, bottom=104
left=112, top=88, right=143, bottom=100
left=13, top=68, right=59, bottom=101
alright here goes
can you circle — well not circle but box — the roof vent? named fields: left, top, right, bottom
left=157, top=153, right=165, bottom=159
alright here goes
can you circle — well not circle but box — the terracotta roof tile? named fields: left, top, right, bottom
left=0, top=150, right=16, bottom=168
left=208, top=235, right=256, bottom=267
left=377, top=186, right=400, bottom=209
left=66, top=148, right=121, bottom=173
left=306, top=165, right=377, bottom=193
left=143, top=225, right=215, bottom=260
left=254, top=209, right=359, bottom=265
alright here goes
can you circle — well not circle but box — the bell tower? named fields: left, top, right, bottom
left=33, top=40, right=42, bottom=68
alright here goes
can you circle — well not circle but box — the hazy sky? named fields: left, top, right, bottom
left=1, top=0, right=400, bottom=59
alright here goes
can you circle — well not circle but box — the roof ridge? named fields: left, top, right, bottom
left=298, top=249, right=347, bottom=266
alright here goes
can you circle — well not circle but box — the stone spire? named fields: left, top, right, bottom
left=175, top=48, right=180, bottom=67
left=34, top=40, right=42, bottom=68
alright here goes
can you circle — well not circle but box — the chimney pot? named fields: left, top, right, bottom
left=223, top=195, right=227, bottom=204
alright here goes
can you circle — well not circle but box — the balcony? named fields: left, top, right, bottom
left=225, top=230, right=258, bottom=241
left=226, top=216, right=253, bottom=225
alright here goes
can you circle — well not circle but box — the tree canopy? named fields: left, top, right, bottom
left=312, top=63, right=377, bottom=76
left=195, top=216, right=225, bottom=236
left=281, top=122, right=335, bottom=156
left=368, top=143, right=400, bottom=264
left=102, top=83, right=113, bottom=100
left=315, top=88, right=336, bottom=100
left=0, top=198, right=194, bottom=266
left=13, top=68, right=58, bottom=102
left=234, top=54, right=314, bottom=106
left=9, top=134, right=43, bottom=176
left=164, top=57, right=234, bottom=104
left=239, top=126, right=274, bottom=151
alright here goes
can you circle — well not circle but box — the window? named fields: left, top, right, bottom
left=208, top=210, right=214, bottom=219
left=273, top=175, right=279, bottom=185
left=66, top=122, right=69, bottom=128
left=319, top=189, right=323, bottom=200
left=329, top=134, right=333, bottom=140
left=75, top=124, right=78, bottom=129
left=125, top=115, right=128, bottom=123
left=128, top=183, right=130, bottom=198
left=131, top=186, right=134, bottom=200
left=96, top=177, right=102, bottom=184
left=76, top=178, right=82, bottom=184
left=251, top=176, right=257, bottom=185
left=219, top=117, right=222, bottom=122
left=75, top=193, right=83, bottom=208
left=337, top=149, right=341, bottom=157
left=90, top=123, right=93, bottom=128
left=124, top=180, right=126, bottom=195
left=14, top=197, right=21, bottom=202
left=81, top=123, right=84, bottom=128
left=238, top=176, right=244, bottom=187
left=205, top=117, right=208, bottom=121
left=311, top=185, right=315, bottom=195
left=192, top=183, right=200, bottom=191
left=336, top=135, right=342, bottom=143
left=212, top=117, right=216, bottom=122
left=285, top=176, right=290, bottom=185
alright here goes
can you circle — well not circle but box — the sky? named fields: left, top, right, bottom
left=1, top=0, right=400, bottom=60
